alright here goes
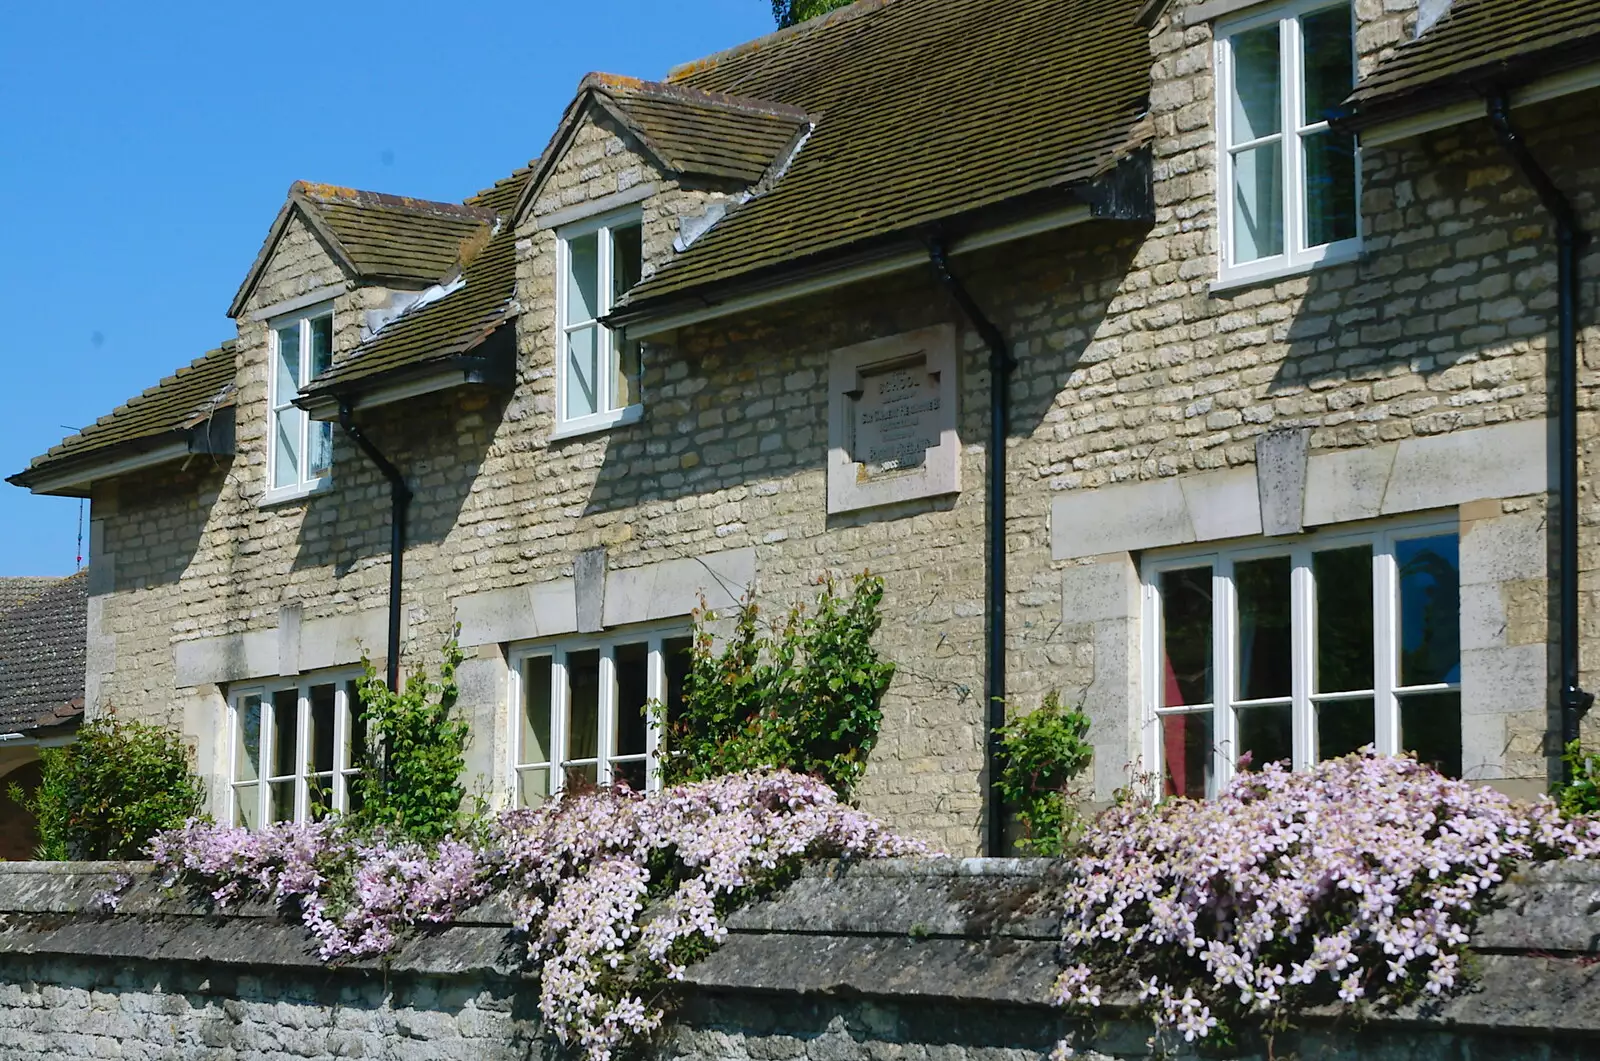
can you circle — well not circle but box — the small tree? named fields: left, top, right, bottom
left=12, top=716, right=204, bottom=860
left=771, top=0, right=855, bottom=28
left=348, top=634, right=470, bottom=841
left=660, top=572, right=894, bottom=798
left=995, top=692, right=1092, bottom=855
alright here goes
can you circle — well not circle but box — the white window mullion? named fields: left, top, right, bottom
left=259, top=694, right=274, bottom=827
left=597, top=226, right=614, bottom=417
left=645, top=637, right=664, bottom=793
left=1290, top=548, right=1315, bottom=769
left=597, top=648, right=617, bottom=785
left=1283, top=15, right=1304, bottom=261
left=333, top=683, right=349, bottom=814
left=1213, top=560, right=1236, bottom=795
left=1373, top=542, right=1401, bottom=755
left=296, top=685, right=311, bottom=823
left=552, top=651, right=570, bottom=794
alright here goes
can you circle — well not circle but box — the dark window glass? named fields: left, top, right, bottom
left=1236, top=702, right=1293, bottom=770
left=567, top=650, right=601, bottom=761
left=1402, top=691, right=1462, bottom=778
left=271, top=690, right=299, bottom=779
left=615, top=643, right=649, bottom=758
left=1397, top=534, right=1461, bottom=686
left=664, top=636, right=694, bottom=734
left=1161, top=567, right=1214, bottom=707
left=1314, top=545, right=1373, bottom=692
left=1162, top=712, right=1213, bottom=799
left=1236, top=556, right=1292, bottom=700
left=309, top=684, right=336, bottom=775
left=1317, top=697, right=1375, bottom=760
left=1301, top=5, right=1353, bottom=123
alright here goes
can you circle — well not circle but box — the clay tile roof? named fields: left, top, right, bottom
left=300, top=163, right=535, bottom=396
left=0, top=572, right=86, bottom=734
left=0, top=579, right=58, bottom=618
left=8, top=343, right=237, bottom=491
left=615, top=0, right=1152, bottom=312
left=1342, top=0, right=1600, bottom=126
left=583, top=74, right=813, bottom=184
left=292, top=181, right=499, bottom=283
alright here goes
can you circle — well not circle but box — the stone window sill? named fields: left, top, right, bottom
left=548, top=404, right=643, bottom=442
left=260, top=478, right=332, bottom=508
left=1209, top=242, right=1363, bottom=296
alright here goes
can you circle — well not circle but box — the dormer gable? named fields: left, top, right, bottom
left=228, top=181, right=498, bottom=319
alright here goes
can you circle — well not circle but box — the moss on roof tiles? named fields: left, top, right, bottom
left=593, top=78, right=813, bottom=184
left=1344, top=0, right=1600, bottom=123
left=9, top=343, right=237, bottom=486
left=301, top=164, right=535, bottom=394
left=295, top=183, right=497, bottom=284
left=617, top=0, right=1151, bottom=309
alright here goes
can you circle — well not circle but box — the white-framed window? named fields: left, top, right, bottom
left=1141, top=516, right=1461, bottom=799
left=554, top=210, right=644, bottom=438
left=1215, top=0, right=1359, bottom=286
left=267, top=308, right=335, bottom=501
left=228, top=674, right=364, bottom=827
left=508, top=628, right=693, bottom=806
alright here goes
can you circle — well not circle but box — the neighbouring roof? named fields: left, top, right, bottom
left=299, top=163, right=534, bottom=398
left=613, top=0, right=1152, bottom=313
left=1342, top=0, right=1600, bottom=127
left=0, top=579, right=58, bottom=618
left=9, top=343, right=237, bottom=494
left=0, top=573, right=86, bottom=735
left=228, top=182, right=498, bottom=318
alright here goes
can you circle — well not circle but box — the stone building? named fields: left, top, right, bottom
left=9, top=0, right=1599, bottom=854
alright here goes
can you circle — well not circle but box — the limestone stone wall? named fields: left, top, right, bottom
left=0, top=860, right=1597, bottom=1060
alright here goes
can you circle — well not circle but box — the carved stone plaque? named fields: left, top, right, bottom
left=828, top=324, right=960, bottom=514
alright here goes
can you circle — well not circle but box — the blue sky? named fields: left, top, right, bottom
left=0, top=0, right=775, bottom=576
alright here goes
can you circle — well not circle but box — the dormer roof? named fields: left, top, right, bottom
left=513, top=74, right=812, bottom=224
left=228, top=182, right=498, bottom=318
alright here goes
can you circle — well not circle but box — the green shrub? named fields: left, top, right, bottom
left=1555, top=739, right=1600, bottom=817
left=348, top=633, right=470, bottom=842
left=660, top=572, right=894, bottom=798
left=11, top=716, right=204, bottom=860
left=995, top=691, right=1093, bottom=855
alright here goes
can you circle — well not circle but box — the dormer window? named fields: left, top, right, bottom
left=267, top=309, right=334, bottom=501
left=1215, top=1, right=1359, bottom=287
left=555, top=211, right=643, bottom=438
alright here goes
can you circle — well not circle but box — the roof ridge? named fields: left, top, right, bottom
left=665, top=0, right=904, bottom=83
left=581, top=72, right=812, bottom=121
left=291, top=181, right=498, bottom=221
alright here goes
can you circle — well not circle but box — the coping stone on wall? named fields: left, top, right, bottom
left=1051, top=468, right=1260, bottom=560
left=173, top=609, right=389, bottom=688
left=1379, top=420, right=1549, bottom=516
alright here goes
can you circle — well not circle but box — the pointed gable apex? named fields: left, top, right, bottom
left=227, top=186, right=359, bottom=319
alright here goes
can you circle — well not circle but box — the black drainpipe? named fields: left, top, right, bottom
left=1486, top=92, right=1594, bottom=773
left=338, top=401, right=413, bottom=786
left=929, top=240, right=1016, bottom=857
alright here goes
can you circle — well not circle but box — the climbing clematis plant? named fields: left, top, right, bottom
left=150, top=770, right=928, bottom=1061
left=1051, top=752, right=1600, bottom=1050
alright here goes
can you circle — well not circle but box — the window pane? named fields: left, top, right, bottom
left=275, top=324, right=301, bottom=397
left=564, top=762, right=599, bottom=790
left=1229, top=24, right=1281, bottom=143
left=613, top=759, right=646, bottom=793
left=566, top=232, right=600, bottom=324
left=309, top=684, right=336, bottom=775
left=307, top=421, right=333, bottom=480
left=1314, top=546, right=1373, bottom=693
left=1401, top=691, right=1462, bottom=778
left=271, top=689, right=299, bottom=779
left=664, top=635, right=693, bottom=736
left=234, top=695, right=262, bottom=782
left=521, top=656, right=553, bottom=766
left=269, top=780, right=296, bottom=823
left=611, top=223, right=642, bottom=302
left=1301, top=5, right=1353, bottom=124
left=273, top=408, right=301, bottom=488
left=1233, top=142, right=1284, bottom=262
left=347, top=689, right=368, bottom=771
left=1317, top=697, right=1374, bottom=760
left=614, top=643, right=649, bottom=758
left=614, top=338, right=642, bottom=411
left=233, top=784, right=259, bottom=829
left=1305, top=129, right=1358, bottom=247
left=518, top=766, right=551, bottom=809
left=566, top=325, right=599, bottom=419
left=308, top=316, right=333, bottom=379
left=1162, top=712, right=1213, bottom=799
left=1235, top=556, right=1291, bottom=700
left=309, top=775, right=333, bottom=820
left=1397, top=534, right=1461, bottom=686
left=567, top=650, right=601, bottom=762
left=1160, top=567, right=1213, bottom=707
left=1236, top=702, right=1293, bottom=770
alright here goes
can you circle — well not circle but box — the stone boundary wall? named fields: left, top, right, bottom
left=0, top=859, right=1596, bottom=1059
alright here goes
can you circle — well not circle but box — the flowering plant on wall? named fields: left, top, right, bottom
left=1051, top=752, right=1600, bottom=1053
left=150, top=770, right=927, bottom=1061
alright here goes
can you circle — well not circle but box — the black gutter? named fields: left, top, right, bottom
left=1486, top=92, right=1594, bottom=772
left=929, top=239, right=1015, bottom=857
left=337, top=401, right=413, bottom=700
